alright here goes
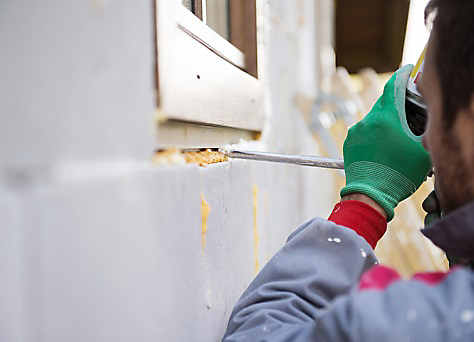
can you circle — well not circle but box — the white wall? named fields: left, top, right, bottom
left=0, top=0, right=335, bottom=341
left=0, top=0, right=156, bottom=167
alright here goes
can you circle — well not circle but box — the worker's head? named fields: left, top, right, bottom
left=420, top=0, right=474, bottom=213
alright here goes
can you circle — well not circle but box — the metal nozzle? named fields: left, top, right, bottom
left=219, top=148, right=344, bottom=170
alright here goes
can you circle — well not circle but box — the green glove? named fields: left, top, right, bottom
left=341, top=65, right=432, bottom=221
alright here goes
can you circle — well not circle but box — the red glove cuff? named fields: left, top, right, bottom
left=328, top=200, right=387, bottom=249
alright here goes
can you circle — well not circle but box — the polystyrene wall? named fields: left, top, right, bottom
left=0, top=0, right=335, bottom=341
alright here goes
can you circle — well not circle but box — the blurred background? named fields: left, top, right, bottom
left=0, top=0, right=444, bottom=341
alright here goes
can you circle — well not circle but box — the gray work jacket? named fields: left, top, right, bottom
left=222, top=202, right=474, bottom=341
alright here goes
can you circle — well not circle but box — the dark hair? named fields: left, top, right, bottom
left=425, top=0, right=474, bottom=128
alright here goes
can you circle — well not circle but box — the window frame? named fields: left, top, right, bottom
left=155, top=0, right=263, bottom=149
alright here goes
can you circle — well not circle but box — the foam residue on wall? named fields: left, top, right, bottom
left=253, top=184, right=259, bottom=274
left=264, top=190, right=270, bottom=263
left=153, top=148, right=186, bottom=165
left=153, top=148, right=228, bottom=166
left=185, top=150, right=228, bottom=166
left=201, top=193, right=211, bottom=251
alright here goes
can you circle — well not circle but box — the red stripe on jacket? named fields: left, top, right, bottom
left=328, top=200, right=386, bottom=249
left=358, top=265, right=455, bottom=291
left=328, top=200, right=452, bottom=291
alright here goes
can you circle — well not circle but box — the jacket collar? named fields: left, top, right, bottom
left=422, top=201, right=474, bottom=260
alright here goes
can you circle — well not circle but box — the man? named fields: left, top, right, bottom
left=223, top=0, right=474, bottom=340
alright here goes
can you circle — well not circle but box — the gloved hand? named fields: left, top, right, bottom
left=341, top=65, right=432, bottom=221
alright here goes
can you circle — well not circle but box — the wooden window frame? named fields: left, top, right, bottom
left=155, top=0, right=262, bottom=149
left=229, top=0, right=258, bottom=78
